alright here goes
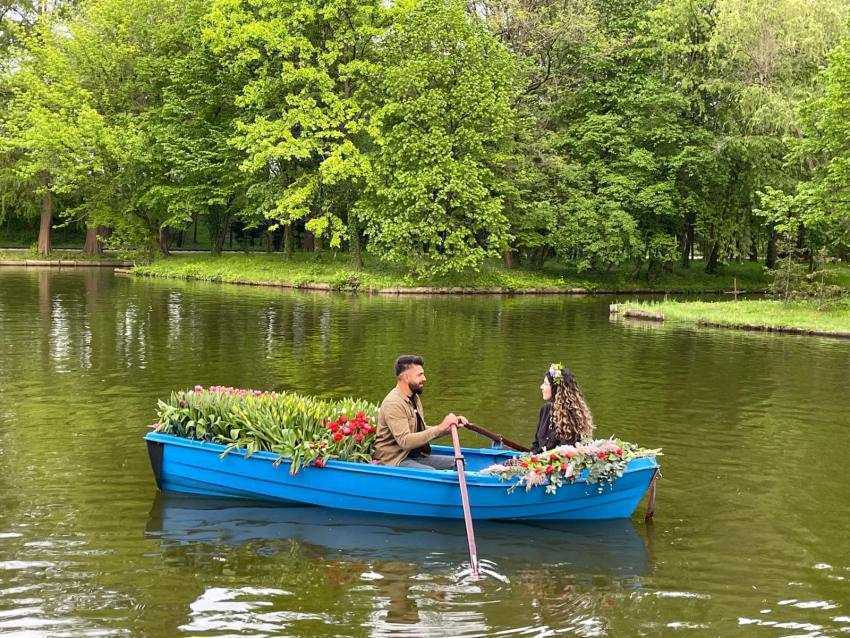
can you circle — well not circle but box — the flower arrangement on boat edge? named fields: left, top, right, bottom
left=482, top=439, right=662, bottom=495
left=154, top=385, right=378, bottom=474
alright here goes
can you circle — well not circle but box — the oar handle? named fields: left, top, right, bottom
left=464, top=422, right=531, bottom=453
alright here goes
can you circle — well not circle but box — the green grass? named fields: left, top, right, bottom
left=618, top=298, right=850, bottom=336
left=0, top=248, right=128, bottom=262
left=129, top=252, right=774, bottom=293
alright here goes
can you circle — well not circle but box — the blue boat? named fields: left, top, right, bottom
left=145, top=432, right=659, bottom=521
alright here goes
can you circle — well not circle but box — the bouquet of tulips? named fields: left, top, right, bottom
left=155, top=385, right=379, bottom=474
left=322, top=412, right=377, bottom=463
left=482, top=439, right=661, bottom=495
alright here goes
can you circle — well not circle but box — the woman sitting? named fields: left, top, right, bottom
left=531, top=363, right=594, bottom=453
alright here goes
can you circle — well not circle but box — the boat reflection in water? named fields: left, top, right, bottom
left=145, top=495, right=652, bottom=635
left=145, top=493, right=650, bottom=575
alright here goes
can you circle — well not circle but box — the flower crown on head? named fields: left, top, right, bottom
left=548, top=362, right=564, bottom=385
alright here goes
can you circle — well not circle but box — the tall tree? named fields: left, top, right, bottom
left=784, top=25, right=850, bottom=259
left=204, top=0, right=385, bottom=266
left=0, top=20, right=109, bottom=254
left=364, top=0, right=519, bottom=275
left=53, top=0, right=246, bottom=257
left=709, top=0, right=850, bottom=266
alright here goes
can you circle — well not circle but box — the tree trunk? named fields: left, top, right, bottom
left=766, top=228, right=778, bottom=268
left=535, top=246, right=549, bottom=268
left=704, top=241, right=720, bottom=274
left=349, top=219, right=363, bottom=269
left=83, top=227, right=104, bottom=256
left=264, top=231, right=273, bottom=252
left=213, top=217, right=230, bottom=255
left=748, top=239, right=758, bottom=262
left=502, top=248, right=514, bottom=268
left=37, top=181, right=53, bottom=255
left=681, top=222, right=694, bottom=269
left=192, top=213, right=198, bottom=244
left=302, top=230, right=315, bottom=252
left=314, top=233, right=324, bottom=253
left=283, top=223, right=294, bottom=258
left=158, top=228, right=171, bottom=255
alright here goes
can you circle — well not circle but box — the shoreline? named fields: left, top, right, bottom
left=1, top=259, right=134, bottom=267
left=122, top=253, right=773, bottom=296
left=121, top=267, right=763, bottom=296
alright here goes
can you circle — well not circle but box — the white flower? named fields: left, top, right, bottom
left=482, top=464, right=507, bottom=475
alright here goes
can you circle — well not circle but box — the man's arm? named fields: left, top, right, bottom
left=384, top=404, right=455, bottom=450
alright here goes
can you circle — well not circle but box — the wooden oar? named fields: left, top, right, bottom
left=464, top=421, right=530, bottom=453
left=644, top=471, right=658, bottom=521
left=450, top=423, right=480, bottom=580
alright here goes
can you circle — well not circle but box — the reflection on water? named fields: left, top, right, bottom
left=1, top=267, right=849, bottom=636
left=145, top=495, right=649, bottom=637
left=145, top=494, right=650, bottom=575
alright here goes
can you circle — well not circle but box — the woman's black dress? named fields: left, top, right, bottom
left=531, top=402, right=578, bottom=453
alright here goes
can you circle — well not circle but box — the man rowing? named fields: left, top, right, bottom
left=373, top=355, right=467, bottom=469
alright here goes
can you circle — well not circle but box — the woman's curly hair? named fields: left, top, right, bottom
left=551, top=369, right=594, bottom=443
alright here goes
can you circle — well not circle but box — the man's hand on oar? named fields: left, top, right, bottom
left=438, top=413, right=467, bottom=435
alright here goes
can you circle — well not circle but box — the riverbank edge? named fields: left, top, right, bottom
left=1, top=259, right=134, bottom=267
left=121, top=266, right=764, bottom=296
left=609, top=302, right=850, bottom=339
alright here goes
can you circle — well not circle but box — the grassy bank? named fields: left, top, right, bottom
left=130, top=252, right=771, bottom=293
left=613, top=298, right=850, bottom=337
left=0, top=249, right=130, bottom=263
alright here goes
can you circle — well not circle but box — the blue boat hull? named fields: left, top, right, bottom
left=145, top=432, right=658, bottom=521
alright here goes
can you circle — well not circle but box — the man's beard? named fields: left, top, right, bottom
left=410, top=382, right=424, bottom=395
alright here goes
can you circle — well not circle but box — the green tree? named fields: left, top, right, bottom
left=51, top=0, right=246, bottom=257
left=204, top=0, right=385, bottom=266
left=363, top=0, right=519, bottom=275
left=709, top=0, right=850, bottom=267
left=0, top=21, right=110, bottom=254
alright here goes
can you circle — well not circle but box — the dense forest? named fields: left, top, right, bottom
left=1, top=0, right=849, bottom=276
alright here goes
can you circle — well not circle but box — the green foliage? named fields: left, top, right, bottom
left=0, top=20, right=111, bottom=219
left=793, top=27, right=850, bottom=258
left=1, top=0, right=848, bottom=279
left=204, top=0, right=385, bottom=250
left=363, top=0, right=518, bottom=275
left=768, top=246, right=846, bottom=304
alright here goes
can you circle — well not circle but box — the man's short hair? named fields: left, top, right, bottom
left=395, top=355, right=424, bottom=377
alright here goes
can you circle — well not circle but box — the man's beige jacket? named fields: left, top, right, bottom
left=373, top=387, right=444, bottom=466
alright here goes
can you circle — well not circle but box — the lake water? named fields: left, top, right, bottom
left=0, top=267, right=848, bottom=637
